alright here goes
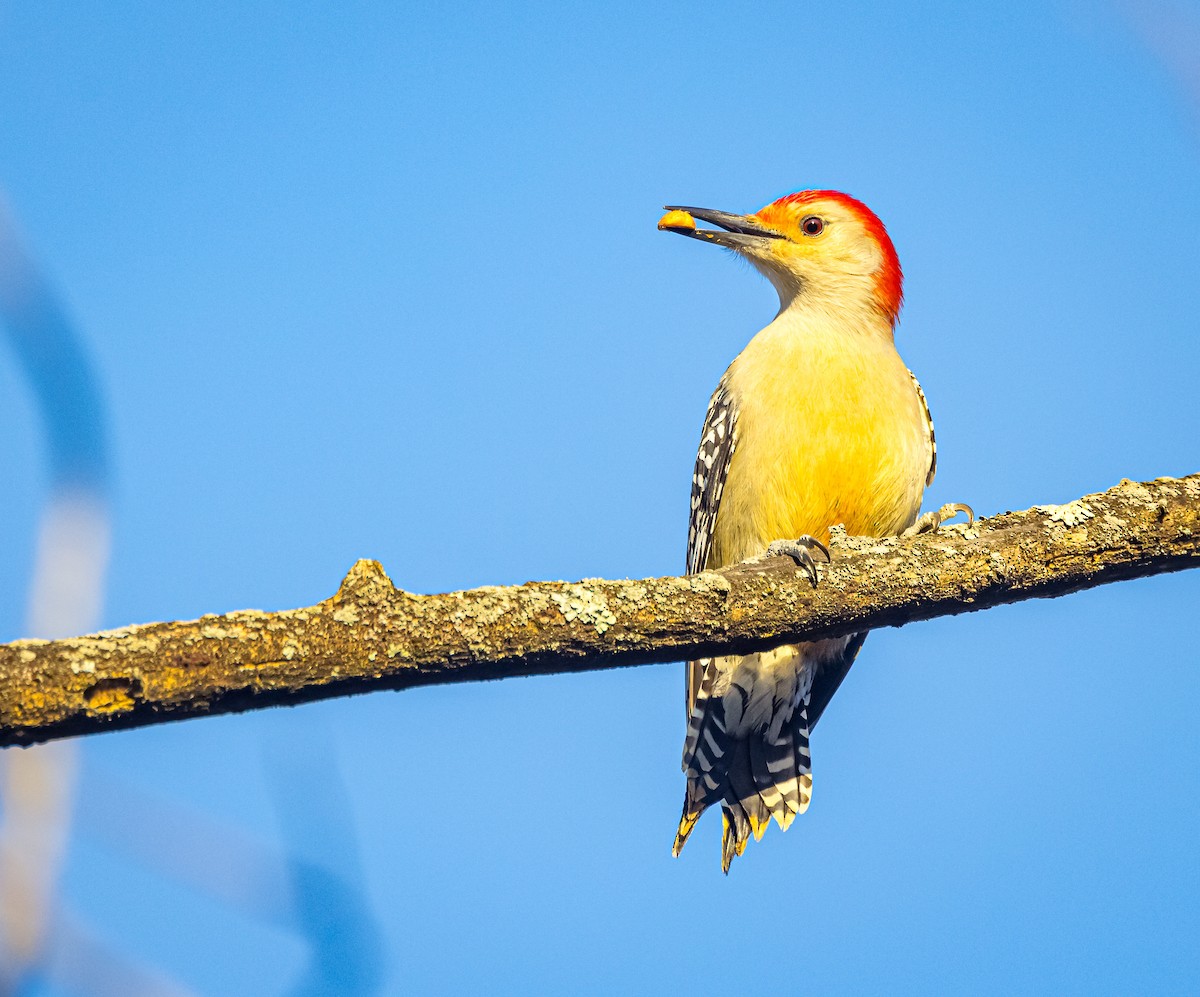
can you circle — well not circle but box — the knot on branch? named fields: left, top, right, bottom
left=333, top=559, right=400, bottom=608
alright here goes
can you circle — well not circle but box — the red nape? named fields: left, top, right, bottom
left=772, top=190, right=904, bottom=325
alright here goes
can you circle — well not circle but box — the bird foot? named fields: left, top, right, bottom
left=762, top=535, right=830, bottom=587
left=902, top=502, right=974, bottom=537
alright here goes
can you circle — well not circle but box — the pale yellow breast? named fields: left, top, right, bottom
left=710, top=322, right=930, bottom=567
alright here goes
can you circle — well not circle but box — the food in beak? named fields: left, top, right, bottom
left=657, top=209, right=697, bottom=233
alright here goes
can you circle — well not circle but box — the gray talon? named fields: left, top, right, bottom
left=902, top=502, right=975, bottom=537
left=947, top=502, right=974, bottom=525
left=765, top=535, right=830, bottom=587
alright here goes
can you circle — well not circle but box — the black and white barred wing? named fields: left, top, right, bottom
left=684, top=374, right=738, bottom=718
left=909, top=369, right=937, bottom=487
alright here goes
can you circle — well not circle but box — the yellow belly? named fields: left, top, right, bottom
left=709, top=328, right=929, bottom=567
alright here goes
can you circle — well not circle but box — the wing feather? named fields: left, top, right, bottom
left=908, top=370, right=937, bottom=487
left=685, top=374, right=739, bottom=718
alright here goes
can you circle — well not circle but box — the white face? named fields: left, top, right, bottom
left=661, top=192, right=902, bottom=323
left=740, top=198, right=890, bottom=310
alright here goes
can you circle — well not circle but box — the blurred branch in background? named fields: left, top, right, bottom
left=79, top=730, right=384, bottom=996
left=27, top=912, right=195, bottom=997
left=0, top=196, right=112, bottom=995
left=0, top=199, right=109, bottom=498
left=262, top=730, right=385, bottom=997
left=0, top=196, right=385, bottom=994
left=0, top=472, right=1194, bottom=749
left=1117, top=0, right=1200, bottom=135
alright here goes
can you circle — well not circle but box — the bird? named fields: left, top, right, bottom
left=659, top=190, right=970, bottom=872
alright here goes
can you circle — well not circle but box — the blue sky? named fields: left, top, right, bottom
left=1, top=1, right=1198, bottom=993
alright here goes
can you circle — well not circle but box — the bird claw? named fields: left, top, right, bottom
left=902, top=502, right=974, bottom=537
left=764, top=535, right=831, bottom=587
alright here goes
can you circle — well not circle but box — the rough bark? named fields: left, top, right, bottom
left=0, top=473, right=1197, bottom=747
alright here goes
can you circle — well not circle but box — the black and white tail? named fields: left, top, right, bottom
left=673, top=651, right=815, bottom=874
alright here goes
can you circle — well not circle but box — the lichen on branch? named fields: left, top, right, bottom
left=0, top=473, right=1197, bottom=747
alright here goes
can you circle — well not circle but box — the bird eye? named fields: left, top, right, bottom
left=801, top=215, right=824, bottom=236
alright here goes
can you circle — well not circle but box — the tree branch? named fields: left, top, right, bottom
left=1, top=473, right=1197, bottom=747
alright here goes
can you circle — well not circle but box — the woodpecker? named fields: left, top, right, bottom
left=660, top=190, right=969, bottom=872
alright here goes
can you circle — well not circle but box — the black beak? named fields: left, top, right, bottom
left=660, top=205, right=786, bottom=250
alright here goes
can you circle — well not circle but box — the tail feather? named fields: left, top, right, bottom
left=675, top=660, right=731, bottom=856
left=681, top=658, right=718, bottom=767
left=675, top=655, right=819, bottom=871
left=749, top=732, right=788, bottom=823
left=727, top=740, right=771, bottom=844
left=773, top=721, right=808, bottom=833
left=791, top=699, right=814, bottom=814
left=721, top=804, right=750, bottom=873
left=681, top=701, right=728, bottom=811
